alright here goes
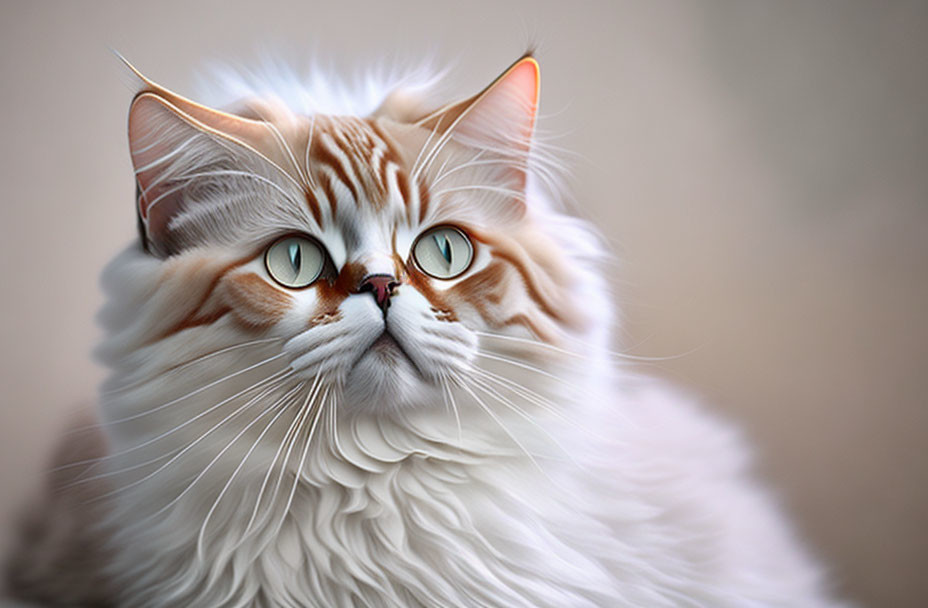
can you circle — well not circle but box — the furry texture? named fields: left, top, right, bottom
left=7, top=55, right=838, bottom=607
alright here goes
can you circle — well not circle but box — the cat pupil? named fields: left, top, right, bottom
left=288, top=242, right=301, bottom=273
left=433, top=234, right=453, bottom=266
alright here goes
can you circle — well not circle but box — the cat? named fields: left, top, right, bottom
left=5, top=53, right=840, bottom=607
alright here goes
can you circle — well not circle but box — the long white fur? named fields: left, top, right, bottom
left=93, top=61, right=840, bottom=607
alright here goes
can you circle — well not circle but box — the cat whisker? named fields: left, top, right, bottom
left=241, top=371, right=323, bottom=542
left=261, top=114, right=312, bottom=189
left=87, top=371, right=295, bottom=503
left=303, top=114, right=318, bottom=191
left=473, top=330, right=585, bottom=359
left=469, top=367, right=572, bottom=425
left=129, top=128, right=200, bottom=160
left=438, top=372, right=463, bottom=444
left=431, top=184, right=526, bottom=202
left=475, top=328, right=703, bottom=364
left=327, top=386, right=346, bottom=461
left=431, top=149, right=485, bottom=187
left=61, top=446, right=180, bottom=490
left=163, top=382, right=303, bottom=532
left=66, top=367, right=291, bottom=475
left=480, top=366, right=615, bottom=432
left=474, top=347, right=616, bottom=415
left=433, top=156, right=534, bottom=189
left=474, top=343, right=635, bottom=428
left=410, top=116, right=443, bottom=181
left=270, top=385, right=330, bottom=543
left=412, top=114, right=460, bottom=183
left=465, top=372, right=578, bottom=468
left=194, top=381, right=307, bottom=561
left=214, top=123, right=310, bottom=198
left=428, top=148, right=466, bottom=191
left=107, top=352, right=287, bottom=425
left=248, top=384, right=327, bottom=557
left=472, top=350, right=567, bottom=386
left=100, top=336, right=283, bottom=398
left=139, top=181, right=189, bottom=214
left=62, top=446, right=180, bottom=488
left=447, top=372, right=546, bottom=476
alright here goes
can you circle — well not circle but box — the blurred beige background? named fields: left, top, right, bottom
left=1, top=1, right=926, bottom=605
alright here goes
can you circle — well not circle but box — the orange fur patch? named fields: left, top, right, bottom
left=222, top=272, right=292, bottom=329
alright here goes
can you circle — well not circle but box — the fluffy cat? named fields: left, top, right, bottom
left=6, top=54, right=839, bottom=607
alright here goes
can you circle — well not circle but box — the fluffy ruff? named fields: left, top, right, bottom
left=92, top=242, right=834, bottom=607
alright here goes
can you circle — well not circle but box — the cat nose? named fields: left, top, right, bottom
left=358, top=274, right=400, bottom=314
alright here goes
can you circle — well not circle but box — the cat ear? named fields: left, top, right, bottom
left=416, top=54, right=540, bottom=160
left=126, top=63, right=273, bottom=256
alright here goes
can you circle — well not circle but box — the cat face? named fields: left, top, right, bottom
left=125, top=56, right=587, bottom=412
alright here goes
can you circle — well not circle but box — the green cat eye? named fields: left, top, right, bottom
left=412, top=226, right=474, bottom=279
left=265, top=236, right=325, bottom=288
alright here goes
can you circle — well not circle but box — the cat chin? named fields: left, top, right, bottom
left=341, top=343, right=439, bottom=412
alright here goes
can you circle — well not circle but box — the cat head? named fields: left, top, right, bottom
left=116, top=55, right=606, bottom=413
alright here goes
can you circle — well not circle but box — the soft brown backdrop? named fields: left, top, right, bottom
left=2, top=1, right=926, bottom=606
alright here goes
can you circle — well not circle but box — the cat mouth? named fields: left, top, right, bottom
left=355, top=330, right=422, bottom=376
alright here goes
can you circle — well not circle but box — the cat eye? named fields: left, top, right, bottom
left=412, top=226, right=474, bottom=280
left=265, top=235, right=326, bottom=288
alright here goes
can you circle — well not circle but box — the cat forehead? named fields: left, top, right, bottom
left=251, top=112, right=435, bottom=251
left=265, top=113, right=413, bottom=217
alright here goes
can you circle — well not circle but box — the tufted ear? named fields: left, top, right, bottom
left=125, top=62, right=278, bottom=256
left=416, top=54, right=539, bottom=157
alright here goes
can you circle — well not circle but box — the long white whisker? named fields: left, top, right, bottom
left=467, top=373, right=577, bottom=467
left=140, top=181, right=187, bottom=213
left=100, top=337, right=282, bottom=398
left=431, top=148, right=483, bottom=188
left=475, top=347, right=634, bottom=428
left=108, top=353, right=287, bottom=425
left=73, top=366, right=291, bottom=477
left=429, top=150, right=460, bottom=190
left=439, top=372, right=463, bottom=444
left=473, top=350, right=566, bottom=385
left=473, top=330, right=583, bottom=359
left=433, top=157, right=532, bottom=188
left=63, top=446, right=181, bottom=487
left=249, top=385, right=322, bottom=556
left=242, top=371, right=322, bottom=539
left=413, top=129, right=454, bottom=184
left=449, top=373, right=545, bottom=475
left=432, top=184, right=526, bottom=201
left=303, top=115, right=318, bottom=190
left=413, top=112, right=465, bottom=183
left=470, top=367, right=570, bottom=423
left=168, top=380, right=301, bottom=519
left=410, top=118, right=442, bottom=180
left=264, top=118, right=311, bottom=188
left=476, top=329, right=702, bottom=363
left=327, top=387, right=346, bottom=461
left=268, top=385, right=329, bottom=543
left=90, top=371, right=293, bottom=502
left=195, top=381, right=306, bottom=560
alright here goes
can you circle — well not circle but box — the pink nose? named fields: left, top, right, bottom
left=358, top=274, right=399, bottom=314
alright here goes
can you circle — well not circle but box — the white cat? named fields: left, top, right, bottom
left=6, top=54, right=839, bottom=607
